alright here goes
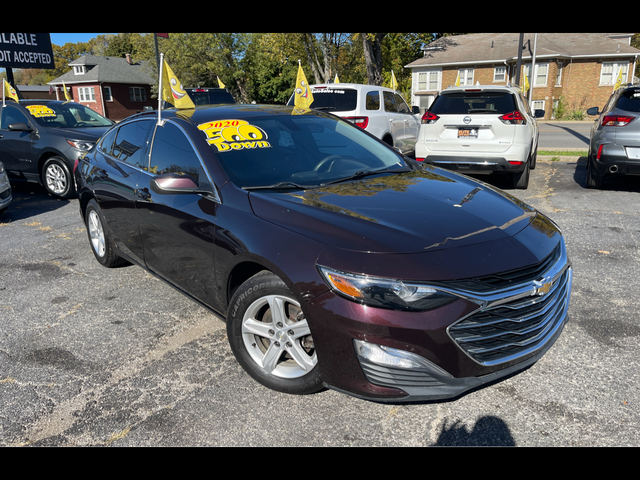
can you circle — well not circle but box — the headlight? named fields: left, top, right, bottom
left=67, top=139, right=95, bottom=151
left=317, top=266, right=458, bottom=311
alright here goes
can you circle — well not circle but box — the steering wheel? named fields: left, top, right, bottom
left=313, top=155, right=344, bottom=172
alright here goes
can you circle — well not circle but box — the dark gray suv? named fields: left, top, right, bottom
left=0, top=100, right=114, bottom=198
left=586, top=85, right=640, bottom=189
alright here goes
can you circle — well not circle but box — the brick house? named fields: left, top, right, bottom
left=405, top=33, right=640, bottom=119
left=48, top=54, right=155, bottom=121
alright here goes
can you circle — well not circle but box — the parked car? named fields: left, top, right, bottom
left=185, top=87, right=236, bottom=106
left=0, top=160, right=11, bottom=214
left=0, top=100, right=114, bottom=198
left=75, top=104, right=572, bottom=403
left=287, top=83, right=421, bottom=157
left=586, top=84, right=640, bottom=189
left=415, top=85, right=544, bottom=189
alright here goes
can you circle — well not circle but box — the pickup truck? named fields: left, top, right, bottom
left=287, top=83, right=421, bottom=157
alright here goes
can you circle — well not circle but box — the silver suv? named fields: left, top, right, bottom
left=287, top=83, right=421, bottom=156
left=586, top=85, right=640, bottom=189
left=415, top=85, right=544, bottom=189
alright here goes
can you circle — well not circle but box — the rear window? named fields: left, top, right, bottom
left=616, top=89, right=640, bottom=113
left=288, top=88, right=358, bottom=111
left=430, top=92, right=517, bottom=115
left=186, top=89, right=235, bottom=105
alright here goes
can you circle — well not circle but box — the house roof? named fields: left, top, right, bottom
left=48, top=55, right=155, bottom=86
left=405, top=33, right=640, bottom=69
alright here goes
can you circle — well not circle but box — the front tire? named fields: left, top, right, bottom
left=84, top=199, right=128, bottom=268
left=42, top=156, right=75, bottom=198
left=227, top=271, right=322, bottom=395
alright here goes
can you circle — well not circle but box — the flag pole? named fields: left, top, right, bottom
left=157, top=53, right=164, bottom=126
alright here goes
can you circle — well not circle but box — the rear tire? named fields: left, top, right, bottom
left=586, top=157, right=604, bottom=189
left=227, top=271, right=323, bottom=395
left=512, top=160, right=530, bottom=189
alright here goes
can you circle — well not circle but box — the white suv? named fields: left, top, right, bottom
left=287, top=83, right=421, bottom=156
left=415, top=85, right=544, bottom=189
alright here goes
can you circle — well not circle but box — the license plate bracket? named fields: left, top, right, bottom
left=458, top=128, right=478, bottom=139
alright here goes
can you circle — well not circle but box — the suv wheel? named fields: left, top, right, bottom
left=511, top=160, right=530, bottom=189
left=42, top=156, right=75, bottom=199
left=586, top=157, right=604, bottom=189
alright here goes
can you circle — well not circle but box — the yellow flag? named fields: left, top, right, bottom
left=62, top=82, right=71, bottom=102
left=523, top=73, right=530, bottom=95
left=217, top=76, right=225, bottom=88
left=390, top=70, right=398, bottom=91
left=3, top=79, right=19, bottom=104
left=161, top=59, right=195, bottom=109
left=614, top=67, right=624, bottom=91
left=455, top=72, right=461, bottom=87
left=334, top=74, right=340, bottom=84
left=294, top=62, right=314, bottom=110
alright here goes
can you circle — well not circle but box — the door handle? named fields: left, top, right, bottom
left=96, top=169, right=108, bottom=179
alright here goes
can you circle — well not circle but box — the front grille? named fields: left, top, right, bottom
left=448, top=266, right=572, bottom=366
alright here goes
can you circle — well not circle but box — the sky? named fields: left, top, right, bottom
left=49, top=33, right=115, bottom=46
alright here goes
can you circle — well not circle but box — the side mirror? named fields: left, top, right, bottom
left=586, top=107, right=600, bottom=116
left=150, top=173, right=201, bottom=194
left=8, top=122, right=33, bottom=132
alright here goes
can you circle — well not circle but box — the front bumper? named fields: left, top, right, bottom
left=308, top=241, right=572, bottom=403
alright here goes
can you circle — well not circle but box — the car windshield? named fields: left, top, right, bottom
left=24, top=103, right=113, bottom=128
left=198, top=112, right=408, bottom=189
left=430, top=92, right=517, bottom=115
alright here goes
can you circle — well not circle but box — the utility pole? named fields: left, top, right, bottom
left=515, top=33, right=524, bottom=86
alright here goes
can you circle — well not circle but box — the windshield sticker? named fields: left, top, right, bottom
left=26, top=105, right=56, bottom=118
left=198, top=119, right=271, bottom=153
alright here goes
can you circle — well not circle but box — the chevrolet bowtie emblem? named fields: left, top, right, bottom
left=533, top=279, right=553, bottom=296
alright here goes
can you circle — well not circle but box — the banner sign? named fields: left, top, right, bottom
left=0, top=33, right=55, bottom=69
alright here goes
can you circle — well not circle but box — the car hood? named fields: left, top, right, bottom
left=43, top=126, right=112, bottom=141
left=248, top=167, right=537, bottom=254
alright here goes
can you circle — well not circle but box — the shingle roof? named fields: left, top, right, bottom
left=48, top=55, right=155, bottom=86
left=405, top=33, right=640, bottom=68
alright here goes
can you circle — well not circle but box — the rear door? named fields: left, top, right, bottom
left=0, top=103, right=36, bottom=178
left=426, top=91, right=517, bottom=153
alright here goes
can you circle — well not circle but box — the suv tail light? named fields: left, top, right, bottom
left=421, top=111, right=439, bottom=124
left=601, top=115, right=636, bottom=127
left=499, top=111, right=526, bottom=125
left=345, top=116, right=369, bottom=129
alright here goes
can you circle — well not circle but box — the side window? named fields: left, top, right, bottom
left=111, top=120, right=152, bottom=169
left=365, top=91, right=380, bottom=110
left=383, top=91, right=398, bottom=112
left=98, top=127, right=118, bottom=155
left=0, top=105, right=30, bottom=130
left=149, top=122, right=206, bottom=185
left=394, top=93, right=411, bottom=114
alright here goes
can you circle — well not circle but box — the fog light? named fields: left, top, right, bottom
left=354, top=340, right=439, bottom=371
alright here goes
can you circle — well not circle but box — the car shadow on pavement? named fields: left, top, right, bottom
left=0, top=182, right=71, bottom=223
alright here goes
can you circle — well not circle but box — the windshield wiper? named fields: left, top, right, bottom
left=243, top=181, right=317, bottom=191
left=320, top=166, right=411, bottom=186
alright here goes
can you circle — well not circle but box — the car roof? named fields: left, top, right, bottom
left=309, top=83, right=398, bottom=92
left=441, top=85, right=522, bottom=94
left=130, top=103, right=315, bottom=126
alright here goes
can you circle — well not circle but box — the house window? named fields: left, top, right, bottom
left=103, top=86, right=113, bottom=102
left=457, top=68, right=474, bottom=86
left=535, top=63, right=548, bottom=87
left=129, top=87, right=147, bottom=102
left=494, top=66, right=506, bottom=83
left=600, top=62, right=628, bottom=85
left=78, top=87, right=95, bottom=102
left=73, top=65, right=86, bottom=75
left=533, top=100, right=545, bottom=113
left=555, top=62, right=563, bottom=86
left=417, top=71, right=439, bottom=91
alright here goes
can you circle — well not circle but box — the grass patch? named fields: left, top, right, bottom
left=539, top=150, right=588, bottom=156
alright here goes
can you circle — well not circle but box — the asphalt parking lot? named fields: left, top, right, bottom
left=1, top=156, right=639, bottom=447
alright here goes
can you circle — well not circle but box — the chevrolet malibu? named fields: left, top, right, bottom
left=74, top=104, right=572, bottom=402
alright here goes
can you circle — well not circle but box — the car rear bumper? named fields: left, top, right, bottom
left=592, top=148, right=640, bottom=176
left=419, top=155, right=527, bottom=174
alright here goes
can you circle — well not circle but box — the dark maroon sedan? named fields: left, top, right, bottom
left=74, top=104, right=572, bottom=402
